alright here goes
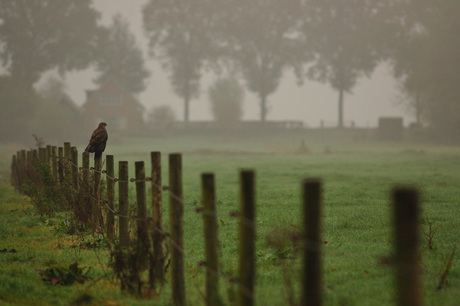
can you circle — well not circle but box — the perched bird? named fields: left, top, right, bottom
left=85, top=122, right=108, bottom=159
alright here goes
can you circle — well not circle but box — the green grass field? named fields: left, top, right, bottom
left=1, top=131, right=459, bottom=305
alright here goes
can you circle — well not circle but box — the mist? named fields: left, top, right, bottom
left=1, top=0, right=459, bottom=144
left=54, top=0, right=406, bottom=128
left=2, top=2, right=460, bottom=304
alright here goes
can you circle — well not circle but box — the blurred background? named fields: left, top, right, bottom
left=0, top=0, right=458, bottom=144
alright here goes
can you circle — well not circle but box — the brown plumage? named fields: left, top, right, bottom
left=85, top=122, right=108, bottom=159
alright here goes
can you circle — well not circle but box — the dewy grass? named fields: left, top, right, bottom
left=1, top=134, right=460, bottom=305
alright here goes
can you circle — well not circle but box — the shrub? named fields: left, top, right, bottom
left=22, top=163, right=68, bottom=217
left=37, top=261, right=92, bottom=286
left=208, top=77, right=244, bottom=129
left=147, top=105, right=176, bottom=134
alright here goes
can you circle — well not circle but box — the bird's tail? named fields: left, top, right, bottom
left=95, top=151, right=102, bottom=159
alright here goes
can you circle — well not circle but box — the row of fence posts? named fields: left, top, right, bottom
left=10, top=143, right=421, bottom=306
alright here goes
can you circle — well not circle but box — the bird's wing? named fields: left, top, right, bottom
left=89, top=128, right=108, bottom=145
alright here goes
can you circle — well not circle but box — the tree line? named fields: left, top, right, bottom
left=0, top=0, right=459, bottom=141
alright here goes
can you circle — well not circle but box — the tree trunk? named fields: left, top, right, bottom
left=184, top=95, right=190, bottom=123
left=338, top=88, right=344, bottom=128
left=260, top=93, right=267, bottom=122
left=415, top=93, right=421, bottom=125
left=184, top=80, right=190, bottom=122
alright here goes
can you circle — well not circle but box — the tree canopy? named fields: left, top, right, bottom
left=94, top=14, right=150, bottom=95
left=301, top=0, right=383, bottom=127
left=143, top=0, right=217, bottom=122
left=389, top=0, right=460, bottom=139
left=0, top=0, right=102, bottom=88
left=220, top=0, right=304, bottom=122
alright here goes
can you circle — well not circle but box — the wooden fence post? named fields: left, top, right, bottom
left=18, top=150, right=26, bottom=187
left=238, top=170, right=256, bottom=306
left=119, top=161, right=129, bottom=248
left=82, top=152, right=91, bottom=224
left=92, top=154, right=103, bottom=229
left=169, top=153, right=186, bottom=306
left=26, top=150, right=32, bottom=172
left=46, top=145, right=51, bottom=166
left=300, top=179, right=323, bottom=306
left=39, top=147, right=46, bottom=164
left=202, top=173, right=222, bottom=306
left=82, top=152, right=90, bottom=187
left=393, top=188, right=420, bottom=306
left=51, top=146, right=57, bottom=181
left=26, top=150, right=33, bottom=184
left=11, top=155, right=18, bottom=189
left=71, top=147, right=78, bottom=188
left=20, top=150, right=26, bottom=176
left=106, top=155, right=115, bottom=241
left=135, top=161, right=149, bottom=269
left=150, top=151, right=165, bottom=286
left=58, top=147, right=64, bottom=183
left=63, top=142, right=71, bottom=181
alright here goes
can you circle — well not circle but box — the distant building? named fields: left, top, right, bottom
left=81, top=78, right=144, bottom=131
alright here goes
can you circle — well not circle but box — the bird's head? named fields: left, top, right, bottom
left=98, top=122, right=107, bottom=128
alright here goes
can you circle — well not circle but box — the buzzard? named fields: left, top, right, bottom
left=85, top=122, right=108, bottom=159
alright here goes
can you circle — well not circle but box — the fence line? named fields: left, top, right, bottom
left=10, top=143, right=422, bottom=305
left=11, top=146, right=259, bottom=302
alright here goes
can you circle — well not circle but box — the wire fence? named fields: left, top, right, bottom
left=10, top=143, right=422, bottom=305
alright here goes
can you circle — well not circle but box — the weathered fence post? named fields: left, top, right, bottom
left=39, top=147, right=46, bottom=164
left=71, top=147, right=78, bottom=188
left=81, top=152, right=91, bottom=224
left=20, top=150, right=26, bottom=175
left=92, top=154, right=103, bottom=229
left=26, top=150, right=33, bottom=184
left=300, top=179, right=323, bottom=306
left=238, top=170, right=256, bottom=306
left=63, top=142, right=71, bottom=181
left=169, top=153, right=186, bottom=306
left=18, top=150, right=26, bottom=187
left=150, top=151, right=165, bottom=286
left=58, top=147, right=64, bottom=183
left=82, top=152, right=90, bottom=185
left=106, top=155, right=115, bottom=241
left=119, top=161, right=129, bottom=248
left=11, top=155, right=18, bottom=189
left=46, top=145, right=51, bottom=166
left=51, top=146, right=57, bottom=181
left=393, top=188, right=420, bottom=306
left=135, top=161, right=149, bottom=269
left=202, top=173, right=222, bottom=306
left=26, top=150, right=32, bottom=173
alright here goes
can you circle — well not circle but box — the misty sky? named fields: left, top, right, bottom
left=36, top=0, right=414, bottom=128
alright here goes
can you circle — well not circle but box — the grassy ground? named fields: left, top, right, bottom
left=1, top=131, right=460, bottom=305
